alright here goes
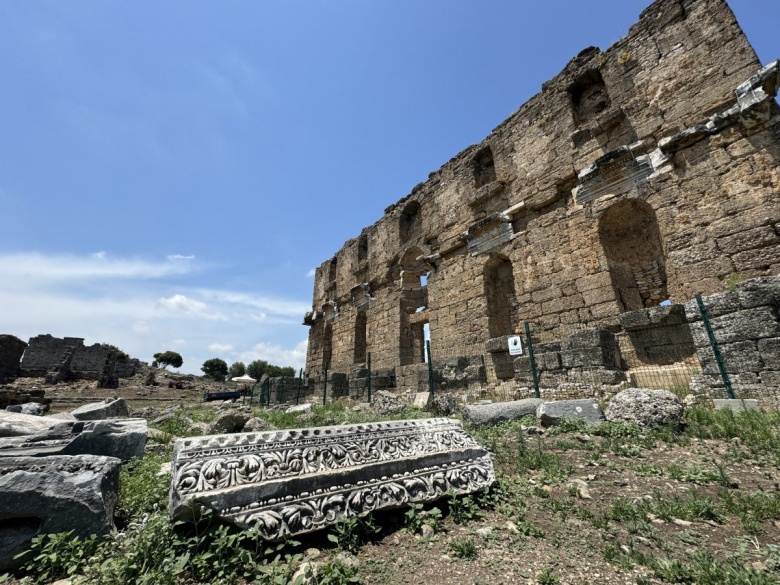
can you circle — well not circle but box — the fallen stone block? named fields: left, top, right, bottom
left=536, top=398, right=604, bottom=427
left=462, top=399, right=542, bottom=426
left=169, top=418, right=494, bottom=539
left=207, top=409, right=251, bottom=434
left=71, top=397, right=129, bottom=421
left=0, top=454, right=120, bottom=571
left=413, top=392, right=431, bottom=408
left=5, top=402, right=46, bottom=416
left=605, top=388, right=683, bottom=428
left=63, top=419, right=147, bottom=462
left=285, top=403, right=312, bottom=415
left=0, top=411, right=60, bottom=437
left=0, top=417, right=147, bottom=462
left=713, top=399, right=760, bottom=412
left=372, top=390, right=406, bottom=414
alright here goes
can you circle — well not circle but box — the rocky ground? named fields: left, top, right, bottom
left=3, top=379, right=779, bottom=584
left=6, top=367, right=243, bottom=413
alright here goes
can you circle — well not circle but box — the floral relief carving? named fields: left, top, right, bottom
left=169, top=418, right=494, bottom=540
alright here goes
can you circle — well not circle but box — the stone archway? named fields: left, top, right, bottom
left=598, top=198, right=668, bottom=311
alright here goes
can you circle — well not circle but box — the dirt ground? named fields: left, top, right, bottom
left=4, top=373, right=780, bottom=584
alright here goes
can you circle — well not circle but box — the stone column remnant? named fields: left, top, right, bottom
left=169, top=418, right=494, bottom=539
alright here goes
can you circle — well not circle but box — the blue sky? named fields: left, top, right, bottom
left=1, top=1, right=777, bottom=375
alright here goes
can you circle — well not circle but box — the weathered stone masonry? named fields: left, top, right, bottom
left=304, top=0, right=779, bottom=399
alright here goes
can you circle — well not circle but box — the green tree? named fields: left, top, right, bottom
left=153, top=351, right=183, bottom=370
left=228, top=361, right=246, bottom=379
left=201, top=358, right=228, bottom=381
left=246, top=359, right=268, bottom=380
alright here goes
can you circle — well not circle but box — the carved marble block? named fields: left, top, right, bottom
left=169, top=418, right=494, bottom=539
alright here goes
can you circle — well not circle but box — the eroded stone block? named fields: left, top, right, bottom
left=169, top=418, right=494, bottom=539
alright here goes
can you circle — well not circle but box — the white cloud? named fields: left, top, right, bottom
left=132, top=320, right=150, bottom=333
left=306, top=269, right=316, bottom=278
left=156, top=294, right=225, bottom=321
left=208, top=343, right=234, bottom=354
left=197, top=289, right=309, bottom=319
left=167, top=254, right=195, bottom=261
left=0, top=251, right=310, bottom=375
left=240, top=339, right=308, bottom=370
left=0, top=252, right=195, bottom=281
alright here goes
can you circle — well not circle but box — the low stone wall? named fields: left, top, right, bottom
left=684, top=276, right=780, bottom=409
left=514, top=328, right=626, bottom=389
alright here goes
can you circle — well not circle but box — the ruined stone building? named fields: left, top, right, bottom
left=303, top=0, right=779, bottom=400
left=0, top=334, right=139, bottom=387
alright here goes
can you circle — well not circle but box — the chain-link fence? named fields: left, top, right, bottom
left=254, top=278, right=780, bottom=409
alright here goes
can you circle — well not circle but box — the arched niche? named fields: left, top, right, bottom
left=568, top=69, right=610, bottom=126
left=484, top=255, right=519, bottom=338
left=354, top=311, right=367, bottom=364
left=472, top=146, right=497, bottom=189
left=357, top=234, right=368, bottom=263
left=399, top=201, right=422, bottom=243
left=598, top=198, right=668, bottom=311
left=322, top=324, right=333, bottom=369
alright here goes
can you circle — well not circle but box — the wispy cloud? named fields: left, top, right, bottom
left=306, top=268, right=316, bottom=278
left=208, top=343, right=234, bottom=353
left=0, top=251, right=309, bottom=374
left=240, top=340, right=308, bottom=370
left=0, top=251, right=195, bottom=281
left=156, top=294, right=225, bottom=321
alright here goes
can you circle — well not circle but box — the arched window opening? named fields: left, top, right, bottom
left=568, top=69, right=610, bottom=126
left=399, top=201, right=422, bottom=243
left=322, top=324, right=333, bottom=370
left=473, top=146, right=497, bottom=189
left=599, top=199, right=668, bottom=312
left=328, top=257, right=338, bottom=283
left=354, top=312, right=367, bottom=364
left=357, top=234, right=368, bottom=264
left=484, top=256, right=519, bottom=338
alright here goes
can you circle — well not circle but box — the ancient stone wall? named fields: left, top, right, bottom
left=685, top=276, right=780, bottom=409
left=17, top=335, right=136, bottom=381
left=304, top=0, right=780, bottom=395
left=0, top=335, right=27, bottom=383
left=20, top=335, right=84, bottom=377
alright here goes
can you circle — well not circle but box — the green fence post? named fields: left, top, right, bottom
left=426, top=340, right=434, bottom=398
left=322, top=362, right=329, bottom=406
left=367, top=352, right=372, bottom=404
left=695, top=293, right=735, bottom=399
left=524, top=322, right=540, bottom=399
left=296, top=368, right=303, bottom=405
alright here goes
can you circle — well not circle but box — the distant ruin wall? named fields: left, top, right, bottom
left=20, top=335, right=84, bottom=377
left=0, top=335, right=27, bottom=383
left=303, top=0, right=779, bottom=396
left=17, top=335, right=137, bottom=382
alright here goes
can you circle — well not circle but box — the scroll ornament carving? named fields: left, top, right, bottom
left=174, top=426, right=480, bottom=496
left=227, top=456, right=494, bottom=539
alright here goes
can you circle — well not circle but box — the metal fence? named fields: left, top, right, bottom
left=255, top=287, right=774, bottom=408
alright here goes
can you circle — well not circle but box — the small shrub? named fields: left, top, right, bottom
left=18, top=531, right=99, bottom=582
left=327, top=514, right=380, bottom=553
left=404, top=502, right=443, bottom=534
left=536, top=567, right=560, bottom=584
left=116, top=453, right=170, bottom=525
left=448, top=493, right=480, bottom=524
left=448, top=537, right=477, bottom=560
